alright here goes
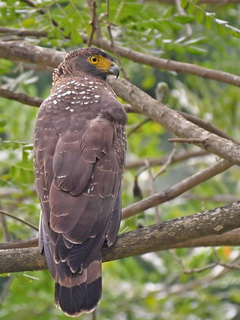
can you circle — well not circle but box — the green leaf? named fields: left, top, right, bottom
left=195, top=7, right=205, bottom=23
left=162, top=6, right=174, bottom=18
left=205, top=13, right=214, bottom=29
left=187, top=1, right=196, bottom=15
left=22, top=18, right=35, bottom=28
left=173, top=14, right=195, bottom=24
left=185, top=45, right=207, bottom=55
left=180, top=0, right=189, bottom=9
left=183, top=37, right=207, bottom=45
left=225, top=24, right=240, bottom=38
left=216, top=22, right=228, bottom=37
left=71, top=29, right=82, bottom=44
left=0, top=119, right=7, bottom=127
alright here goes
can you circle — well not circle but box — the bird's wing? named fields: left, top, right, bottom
left=34, top=98, right=124, bottom=268
left=50, top=115, right=122, bottom=244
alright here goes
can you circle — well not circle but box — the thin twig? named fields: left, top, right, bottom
left=0, top=210, right=38, bottom=231
left=184, top=263, right=218, bottom=274
left=178, top=111, right=239, bottom=144
left=105, top=0, right=129, bottom=80
left=145, top=159, right=161, bottom=222
left=125, top=150, right=208, bottom=170
left=0, top=203, right=11, bottom=242
left=153, top=145, right=177, bottom=179
left=20, top=0, right=59, bottom=28
left=0, top=216, right=11, bottom=242
left=127, top=118, right=151, bottom=137
left=87, top=1, right=98, bottom=47
left=160, top=256, right=240, bottom=298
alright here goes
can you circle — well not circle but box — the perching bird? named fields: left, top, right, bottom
left=34, top=47, right=127, bottom=317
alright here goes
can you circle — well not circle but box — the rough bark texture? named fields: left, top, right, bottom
left=109, top=78, right=240, bottom=165
left=1, top=201, right=240, bottom=274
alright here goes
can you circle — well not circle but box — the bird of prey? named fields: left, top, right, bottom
left=34, top=47, right=127, bottom=316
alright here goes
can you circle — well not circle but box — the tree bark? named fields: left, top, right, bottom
left=1, top=201, right=240, bottom=274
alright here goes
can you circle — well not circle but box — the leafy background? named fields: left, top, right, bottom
left=0, top=0, right=240, bottom=319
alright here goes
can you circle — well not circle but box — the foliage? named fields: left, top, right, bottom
left=0, top=0, right=240, bottom=319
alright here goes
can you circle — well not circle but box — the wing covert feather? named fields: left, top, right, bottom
left=53, top=118, right=114, bottom=196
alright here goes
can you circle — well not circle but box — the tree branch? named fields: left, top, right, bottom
left=1, top=40, right=240, bottom=88
left=87, top=37, right=240, bottom=87
left=0, top=88, right=43, bottom=107
left=87, top=1, right=98, bottom=47
left=1, top=201, right=240, bottom=273
left=0, top=238, right=38, bottom=250
left=178, top=110, right=238, bottom=143
left=109, top=77, right=240, bottom=165
left=0, top=41, right=64, bottom=68
left=122, top=159, right=232, bottom=219
left=0, top=210, right=38, bottom=231
left=0, top=27, right=47, bottom=37
left=125, top=150, right=208, bottom=170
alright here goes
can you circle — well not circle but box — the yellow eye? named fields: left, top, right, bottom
left=89, top=56, right=99, bottom=64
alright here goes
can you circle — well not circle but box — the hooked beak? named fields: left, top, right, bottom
left=109, top=63, right=120, bottom=78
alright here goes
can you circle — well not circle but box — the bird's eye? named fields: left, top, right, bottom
left=89, top=56, right=99, bottom=64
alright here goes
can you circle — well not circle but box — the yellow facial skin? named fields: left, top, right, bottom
left=88, top=54, right=114, bottom=72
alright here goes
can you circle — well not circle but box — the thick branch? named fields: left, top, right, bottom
left=2, top=228, right=240, bottom=251
left=86, top=37, right=240, bottom=87
left=109, top=78, right=240, bottom=165
left=0, top=41, right=64, bottom=67
left=0, top=27, right=47, bottom=37
left=1, top=201, right=240, bottom=273
left=1, top=40, right=240, bottom=87
left=0, top=88, right=43, bottom=107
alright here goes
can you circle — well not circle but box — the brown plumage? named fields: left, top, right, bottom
left=34, top=47, right=127, bottom=317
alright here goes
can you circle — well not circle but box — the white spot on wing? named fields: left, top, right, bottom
left=62, top=90, right=72, bottom=96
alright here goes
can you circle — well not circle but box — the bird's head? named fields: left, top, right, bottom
left=54, top=47, right=119, bottom=82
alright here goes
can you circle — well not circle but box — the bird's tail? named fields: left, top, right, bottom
left=55, top=260, right=102, bottom=317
